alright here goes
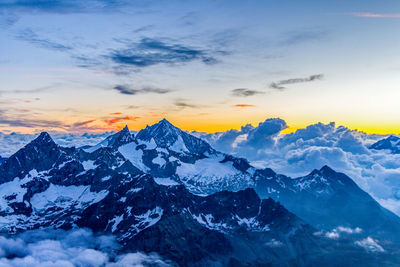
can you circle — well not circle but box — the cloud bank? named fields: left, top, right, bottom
left=0, top=131, right=114, bottom=157
left=0, top=228, right=169, bottom=267
left=195, top=118, right=400, bottom=216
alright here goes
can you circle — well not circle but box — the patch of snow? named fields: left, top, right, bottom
left=134, top=207, right=163, bottom=229
left=170, top=135, right=189, bottom=153
left=154, top=178, right=179, bottom=186
left=28, top=169, right=38, bottom=177
left=0, top=178, right=28, bottom=212
left=30, top=185, right=108, bottom=211
left=138, top=138, right=157, bottom=150
left=128, top=188, right=143, bottom=194
left=82, top=160, right=96, bottom=170
left=192, top=213, right=231, bottom=232
left=110, top=214, right=124, bottom=232
left=152, top=154, right=166, bottom=166
left=58, top=160, right=73, bottom=169
left=118, top=143, right=149, bottom=172
left=169, top=156, right=178, bottom=162
left=235, top=215, right=270, bottom=231
left=156, top=147, right=168, bottom=153
left=101, top=175, right=112, bottom=182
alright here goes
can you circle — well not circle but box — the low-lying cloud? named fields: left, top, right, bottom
left=0, top=228, right=170, bottom=267
left=194, top=118, right=400, bottom=216
left=0, top=131, right=113, bottom=157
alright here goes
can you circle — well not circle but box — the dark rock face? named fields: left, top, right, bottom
left=0, top=156, right=6, bottom=165
left=104, top=125, right=137, bottom=148
left=370, top=135, right=400, bottom=153
left=0, top=132, right=63, bottom=183
left=254, top=165, right=400, bottom=243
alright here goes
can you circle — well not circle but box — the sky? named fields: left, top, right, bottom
left=1, top=0, right=400, bottom=134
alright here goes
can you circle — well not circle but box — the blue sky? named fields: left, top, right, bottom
left=1, top=0, right=400, bottom=133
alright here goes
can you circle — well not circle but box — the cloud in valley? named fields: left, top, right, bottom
left=0, top=228, right=170, bottom=266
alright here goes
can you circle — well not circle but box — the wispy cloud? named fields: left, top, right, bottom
left=109, top=37, right=221, bottom=69
left=174, top=99, right=199, bottom=109
left=17, top=28, right=72, bottom=51
left=109, top=112, right=122, bottom=115
left=103, top=116, right=140, bottom=125
left=352, top=12, right=400, bottom=18
left=125, top=105, right=140, bottom=109
left=0, top=0, right=134, bottom=14
left=0, top=115, right=65, bottom=129
left=70, top=120, right=96, bottom=128
left=231, top=88, right=264, bottom=97
left=270, top=74, right=324, bottom=90
left=280, top=29, right=328, bottom=46
left=1, top=83, right=63, bottom=94
left=234, top=104, right=256, bottom=108
left=113, top=85, right=172, bottom=95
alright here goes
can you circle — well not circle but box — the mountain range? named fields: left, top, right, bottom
left=0, top=119, right=399, bottom=266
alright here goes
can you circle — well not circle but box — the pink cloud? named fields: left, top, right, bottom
left=352, top=12, right=400, bottom=18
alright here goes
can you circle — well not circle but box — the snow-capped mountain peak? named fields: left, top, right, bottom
left=137, top=118, right=183, bottom=147
left=84, top=125, right=136, bottom=152
left=136, top=118, right=214, bottom=155
left=32, top=132, right=55, bottom=145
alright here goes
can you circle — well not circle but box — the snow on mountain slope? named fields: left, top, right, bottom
left=5, top=120, right=400, bottom=248
left=30, top=184, right=108, bottom=211
left=82, top=120, right=400, bottom=244
left=0, top=134, right=356, bottom=266
left=86, top=119, right=255, bottom=193
left=118, top=142, right=149, bottom=172
left=0, top=129, right=400, bottom=265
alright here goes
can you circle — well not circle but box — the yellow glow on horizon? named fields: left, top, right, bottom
left=2, top=112, right=400, bottom=136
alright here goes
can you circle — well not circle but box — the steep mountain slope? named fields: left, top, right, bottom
left=255, top=166, right=400, bottom=242
left=0, top=133, right=383, bottom=265
left=85, top=119, right=400, bottom=245
left=87, top=120, right=256, bottom=192
left=370, top=135, right=400, bottom=154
